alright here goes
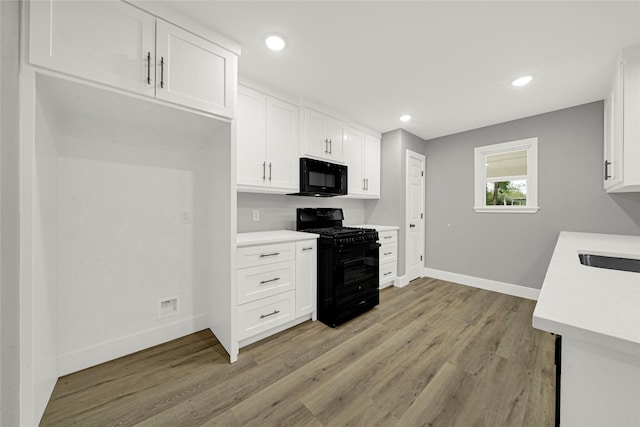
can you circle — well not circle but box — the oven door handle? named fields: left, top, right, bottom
left=337, top=242, right=381, bottom=253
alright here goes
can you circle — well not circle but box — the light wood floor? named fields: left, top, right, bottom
left=41, top=278, right=555, bottom=427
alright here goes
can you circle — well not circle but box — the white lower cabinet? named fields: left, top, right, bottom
left=378, top=230, right=398, bottom=288
left=237, top=291, right=295, bottom=341
left=236, top=233, right=317, bottom=350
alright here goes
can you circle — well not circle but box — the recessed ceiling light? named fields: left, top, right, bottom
left=265, top=34, right=286, bottom=51
left=512, top=75, right=533, bottom=87
left=399, top=114, right=412, bottom=122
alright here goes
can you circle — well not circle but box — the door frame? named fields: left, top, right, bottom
left=405, top=149, right=425, bottom=281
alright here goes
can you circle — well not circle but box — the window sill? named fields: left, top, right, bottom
left=473, top=206, right=540, bottom=213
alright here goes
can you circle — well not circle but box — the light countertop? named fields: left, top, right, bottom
left=351, top=224, right=400, bottom=232
left=532, top=231, right=640, bottom=357
left=237, top=230, right=318, bottom=247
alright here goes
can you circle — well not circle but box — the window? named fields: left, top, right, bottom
left=474, top=137, right=539, bottom=213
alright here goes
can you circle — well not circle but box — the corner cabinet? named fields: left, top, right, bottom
left=343, top=127, right=381, bottom=198
left=29, top=0, right=237, bottom=118
left=235, top=232, right=318, bottom=358
left=237, top=85, right=299, bottom=193
left=302, top=108, right=345, bottom=162
left=604, top=44, right=640, bottom=192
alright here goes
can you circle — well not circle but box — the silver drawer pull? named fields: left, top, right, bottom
left=384, top=272, right=392, bottom=276
left=259, top=277, right=280, bottom=285
left=260, top=309, right=280, bottom=319
left=383, top=236, right=392, bottom=239
left=259, top=252, right=280, bottom=258
left=384, top=252, right=393, bottom=256
left=301, top=247, right=314, bottom=251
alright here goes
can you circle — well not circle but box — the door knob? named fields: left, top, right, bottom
left=409, top=224, right=416, bottom=228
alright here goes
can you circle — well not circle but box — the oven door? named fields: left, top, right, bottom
left=333, top=242, right=380, bottom=303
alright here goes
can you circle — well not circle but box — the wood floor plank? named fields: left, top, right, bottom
left=40, top=278, right=555, bottom=427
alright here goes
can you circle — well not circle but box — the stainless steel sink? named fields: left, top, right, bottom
left=578, top=253, right=640, bottom=273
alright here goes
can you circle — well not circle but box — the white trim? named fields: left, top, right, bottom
left=393, top=274, right=411, bottom=288
left=58, top=314, right=210, bottom=376
left=473, top=206, right=540, bottom=213
left=423, top=268, right=540, bottom=300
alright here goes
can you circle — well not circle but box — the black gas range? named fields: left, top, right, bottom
left=297, top=208, right=380, bottom=327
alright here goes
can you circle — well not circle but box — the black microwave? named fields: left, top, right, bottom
left=288, top=158, right=347, bottom=197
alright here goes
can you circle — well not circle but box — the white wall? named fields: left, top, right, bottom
left=0, top=1, right=21, bottom=425
left=32, top=91, right=60, bottom=421
left=20, top=73, right=234, bottom=424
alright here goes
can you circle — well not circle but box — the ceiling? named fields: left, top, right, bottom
left=155, top=1, right=640, bottom=140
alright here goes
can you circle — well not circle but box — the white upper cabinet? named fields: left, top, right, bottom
left=265, top=97, right=299, bottom=190
left=30, top=1, right=155, bottom=97
left=29, top=0, right=237, bottom=118
left=343, top=127, right=366, bottom=195
left=302, top=108, right=344, bottom=162
left=343, top=127, right=380, bottom=198
left=604, top=44, right=640, bottom=193
left=237, top=86, right=268, bottom=188
left=237, top=84, right=299, bottom=193
left=155, top=20, right=236, bottom=118
left=364, top=133, right=381, bottom=197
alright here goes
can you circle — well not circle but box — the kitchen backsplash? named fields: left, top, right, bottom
left=237, top=193, right=367, bottom=233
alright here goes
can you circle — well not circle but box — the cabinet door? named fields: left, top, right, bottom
left=156, top=20, right=236, bottom=118
left=237, top=85, right=267, bottom=187
left=343, top=127, right=365, bottom=195
left=303, top=108, right=329, bottom=158
left=364, top=134, right=381, bottom=197
left=30, top=0, right=155, bottom=96
left=605, top=66, right=624, bottom=189
left=326, top=118, right=345, bottom=161
left=295, top=240, right=317, bottom=318
left=266, top=97, right=299, bottom=191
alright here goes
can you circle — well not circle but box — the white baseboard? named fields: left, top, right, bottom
left=422, top=268, right=540, bottom=300
left=58, top=314, right=210, bottom=376
left=393, top=274, right=410, bottom=288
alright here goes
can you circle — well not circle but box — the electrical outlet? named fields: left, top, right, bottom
left=180, top=211, right=192, bottom=224
left=158, top=296, right=179, bottom=319
left=252, top=210, right=260, bottom=221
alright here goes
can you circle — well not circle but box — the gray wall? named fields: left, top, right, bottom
left=238, top=193, right=367, bottom=233
left=1, top=1, right=21, bottom=424
left=424, top=101, right=640, bottom=289
left=365, top=129, right=427, bottom=277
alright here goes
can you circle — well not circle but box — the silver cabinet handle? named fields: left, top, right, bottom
left=259, top=277, right=280, bottom=285
left=409, top=224, right=416, bottom=228
left=260, top=310, right=280, bottom=319
left=269, top=162, right=272, bottom=182
left=146, top=52, right=151, bottom=85
left=259, top=252, right=280, bottom=258
left=365, top=178, right=369, bottom=190
left=262, top=162, right=266, bottom=181
left=362, top=178, right=366, bottom=190
left=384, top=272, right=392, bottom=276
left=383, top=236, right=392, bottom=239
left=384, top=252, right=393, bottom=256
left=160, top=57, right=165, bottom=88
left=329, top=138, right=332, bottom=154
left=302, top=247, right=314, bottom=251
left=604, top=160, right=611, bottom=180
left=324, top=139, right=329, bottom=154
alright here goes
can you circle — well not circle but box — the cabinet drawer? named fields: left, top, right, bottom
left=237, top=290, right=295, bottom=340
left=380, top=242, right=397, bottom=263
left=237, top=242, right=295, bottom=268
left=380, top=261, right=397, bottom=283
left=378, top=230, right=397, bottom=244
left=237, top=261, right=295, bottom=305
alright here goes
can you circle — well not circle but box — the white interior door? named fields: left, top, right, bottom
left=405, top=150, right=425, bottom=282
